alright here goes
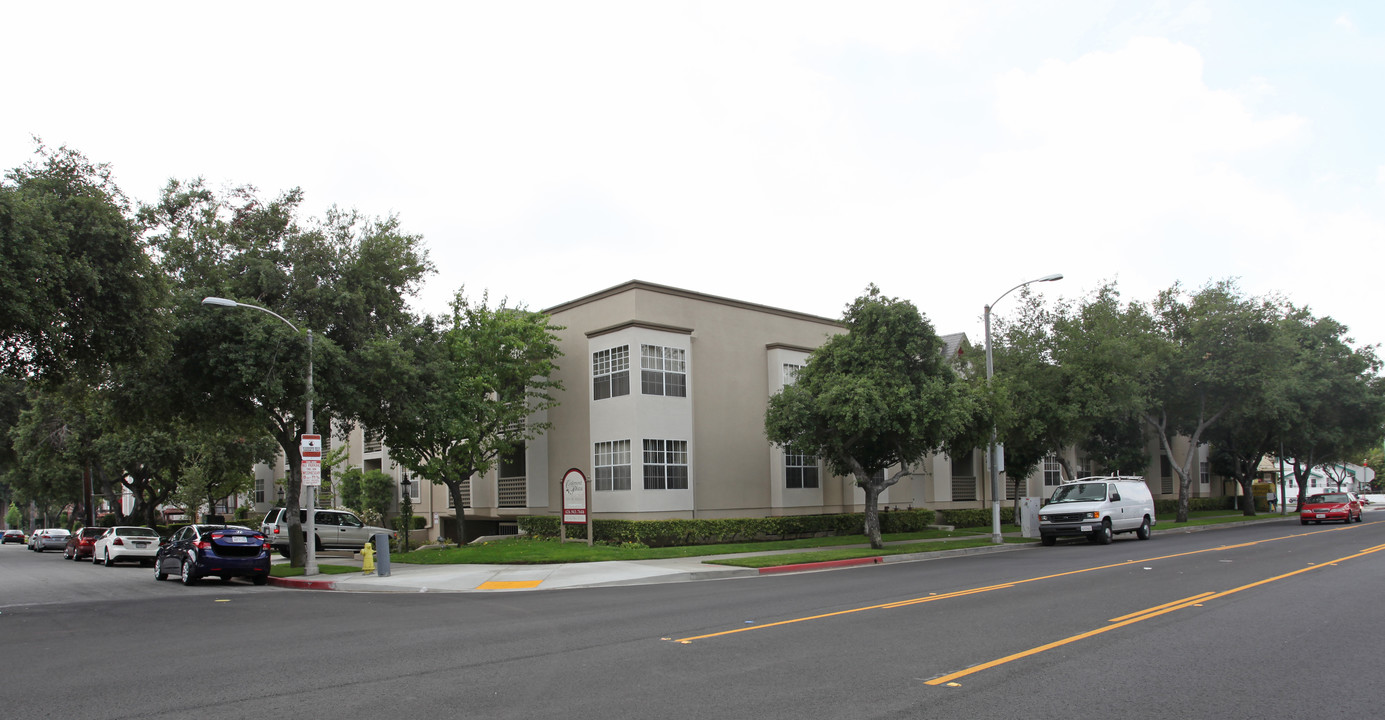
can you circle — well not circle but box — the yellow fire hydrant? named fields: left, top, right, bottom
left=361, top=541, right=376, bottom=575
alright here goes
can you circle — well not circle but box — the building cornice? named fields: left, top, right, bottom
left=544, top=279, right=844, bottom=328
left=586, top=320, right=695, bottom=339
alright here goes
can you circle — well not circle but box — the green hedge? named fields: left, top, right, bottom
left=933, top=507, right=1016, bottom=528
left=517, top=508, right=935, bottom=548
left=392, top=516, right=428, bottom=531
left=1153, top=496, right=1239, bottom=515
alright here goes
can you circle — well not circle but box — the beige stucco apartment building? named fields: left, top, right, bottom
left=249, top=280, right=1232, bottom=541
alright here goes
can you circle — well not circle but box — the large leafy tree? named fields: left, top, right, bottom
left=766, top=286, right=976, bottom=549
left=370, top=292, right=564, bottom=543
left=0, top=144, right=164, bottom=382
left=1276, top=308, right=1385, bottom=507
left=1140, top=281, right=1285, bottom=522
left=140, top=179, right=432, bottom=566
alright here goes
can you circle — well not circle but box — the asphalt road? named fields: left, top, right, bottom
left=4, top=513, right=1383, bottom=720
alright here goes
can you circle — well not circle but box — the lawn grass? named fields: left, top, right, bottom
left=382, top=510, right=1288, bottom=569
left=395, top=525, right=1004, bottom=565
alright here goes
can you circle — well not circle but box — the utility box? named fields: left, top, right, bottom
left=1019, top=497, right=1042, bottom=538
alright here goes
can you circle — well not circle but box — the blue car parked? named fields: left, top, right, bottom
left=155, top=524, right=271, bottom=586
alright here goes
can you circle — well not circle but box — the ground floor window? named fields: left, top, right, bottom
left=785, top=448, right=819, bottom=489
left=642, top=439, right=689, bottom=490
left=1043, top=455, right=1062, bottom=486
left=595, top=440, right=632, bottom=491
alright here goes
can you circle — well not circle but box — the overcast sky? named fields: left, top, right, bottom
left=5, top=1, right=1383, bottom=349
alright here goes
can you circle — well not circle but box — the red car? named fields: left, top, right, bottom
left=1299, top=492, right=1362, bottom=525
left=64, top=526, right=110, bottom=561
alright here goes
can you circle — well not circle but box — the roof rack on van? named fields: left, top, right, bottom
left=1059, top=475, right=1146, bottom=484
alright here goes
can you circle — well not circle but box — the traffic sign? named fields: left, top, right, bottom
left=301, top=459, right=321, bottom=486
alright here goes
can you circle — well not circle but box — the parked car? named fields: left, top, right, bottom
left=1300, top=493, right=1362, bottom=525
left=154, top=524, right=271, bottom=585
left=3, top=529, right=25, bottom=544
left=64, top=526, right=109, bottom=561
left=1037, top=476, right=1157, bottom=545
left=92, top=526, right=161, bottom=566
left=31, top=528, right=71, bottom=552
left=260, top=508, right=395, bottom=556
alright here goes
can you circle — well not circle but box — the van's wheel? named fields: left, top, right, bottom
left=277, top=548, right=290, bottom=558
left=1095, top=522, right=1113, bottom=545
left=1041, top=535, right=1056, bottom=546
left=1136, top=517, right=1152, bottom=540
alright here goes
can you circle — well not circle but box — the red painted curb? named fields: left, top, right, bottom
left=267, top=576, right=338, bottom=591
left=757, top=556, right=884, bottom=575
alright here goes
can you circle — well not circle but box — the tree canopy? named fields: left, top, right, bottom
left=765, top=286, right=976, bottom=549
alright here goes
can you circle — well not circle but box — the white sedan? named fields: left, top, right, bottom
left=92, top=526, right=162, bottom=567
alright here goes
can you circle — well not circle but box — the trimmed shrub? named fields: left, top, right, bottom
left=518, top=508, right=936, bottom=548
left=933, top=507, right=1016, bottom=528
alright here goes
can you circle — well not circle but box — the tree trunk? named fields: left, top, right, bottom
left=860, top=473, right=883, bottom=550
left=445, top=479, right=468, bottom=544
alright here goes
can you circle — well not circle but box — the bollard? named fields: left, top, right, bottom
left=374, top=532, right=391, bottom=577
left=361, top=541, right=376, bottom=574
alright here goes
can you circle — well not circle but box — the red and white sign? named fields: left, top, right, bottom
left=562, top=468, right=588, bottom=524
left=301, top=435, right=322, bottom=486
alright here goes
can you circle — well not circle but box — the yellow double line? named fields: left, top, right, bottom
left=924, top=541, right=1385, bottom=686
left=669, top=523, right=1374, bottom=647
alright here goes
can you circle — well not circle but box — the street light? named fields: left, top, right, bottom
left=399, top=474, right=413, bottom=554
left=201, top=296, right=319, bottom=576
left=983, top=273, right=1063, bottom=544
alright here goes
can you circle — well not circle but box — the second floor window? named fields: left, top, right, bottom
left=641, top=345, right=687, bottom=397
left=593, top=346, right=630, bottom=400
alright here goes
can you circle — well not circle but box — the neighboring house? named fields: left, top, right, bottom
left=248, top=280, right=1242, bottom=540
left=1256, top=456, right=1375, bottom=499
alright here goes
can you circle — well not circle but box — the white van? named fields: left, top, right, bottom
left=1037, top=476, right=1156, bottom=546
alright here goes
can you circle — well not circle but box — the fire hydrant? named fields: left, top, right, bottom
left=361, top=541, right=376, bottom=575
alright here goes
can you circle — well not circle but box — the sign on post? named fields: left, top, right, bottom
left=560, top=468, right=591, bottom=546
left=300, top=434, right=322, bottom=487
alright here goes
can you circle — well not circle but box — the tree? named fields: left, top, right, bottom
left=1140, top=281, right=1285, bottom=522
left=766, top=286, right=976, bottom=549
left=139, top=179, right=432, bottom=567
left=0, top=144, right=164, bottom=382
left=1276, top=308, right=1385, bottom=507
left=372, top=291, right=564, bottom=543
left=336, top=467, right=393, bottom=522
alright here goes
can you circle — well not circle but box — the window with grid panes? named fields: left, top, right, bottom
left=592, top=346, right=630, bottom=400
left=594, top=440, right=631, bottom=491
left=784, top=447, right=819, bottom=489
left=642, top=439, right=688, bottom=490
left=1043, top=455, right=1062, bottom=486
left=640, top=344, right=687, bottom=397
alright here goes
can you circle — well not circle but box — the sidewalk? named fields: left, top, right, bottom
left=268, top=534, right=1031, bottom=593
left=268, top=513, right=1302, bottom=594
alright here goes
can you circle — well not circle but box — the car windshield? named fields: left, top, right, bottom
left=1048, top=484, right=1108, bottom=504
left=1309, top=494, right=1349, bottom=504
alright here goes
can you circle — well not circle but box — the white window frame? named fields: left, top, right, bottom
left=593, top=346, right=630, bottom=400
left=642, top=439, right=689, bottom=490
left=640, top=344, right=687, bottom=397
left=594, top=440, right=632, bottom=491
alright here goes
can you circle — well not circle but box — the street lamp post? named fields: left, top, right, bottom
left=984, top=273, right=1063, bottom=544
left=201, top=296, right=319, bottom=576
left=399, top=474, right=413, bottom=555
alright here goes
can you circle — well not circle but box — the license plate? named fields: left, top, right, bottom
left=1080, top=525, right=1092, bottom=532
left=231, top=536, right=246, bottom=543
left=135, top=542, right=148, bottom=548
left=1316, top=513, right=1326, bottom=518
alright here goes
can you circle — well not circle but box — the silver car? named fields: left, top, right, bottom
left=259, top=508, right=394, bottom=555
left=31, top=528, right=71, bottom=552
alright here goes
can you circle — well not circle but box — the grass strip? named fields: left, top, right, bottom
left=706, top=537, right=1036, bottom=568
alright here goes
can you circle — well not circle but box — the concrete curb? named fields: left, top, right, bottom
left=267, top=576, right=338, bottom=591
left=758, top=556, right=884, bottom=574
